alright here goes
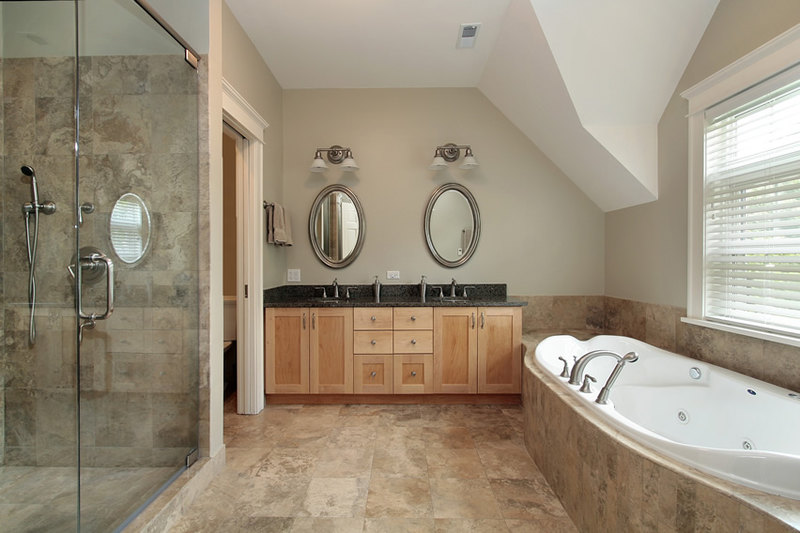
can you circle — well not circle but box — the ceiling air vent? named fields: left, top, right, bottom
left=457, top=23, right=481, bottom=49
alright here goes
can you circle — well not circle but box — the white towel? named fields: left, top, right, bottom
left=273, top=204, right=293, bottom=246
left=266, top=204, right=275, bottom=244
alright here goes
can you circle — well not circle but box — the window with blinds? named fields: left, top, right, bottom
left=703, top=75, right=800, bottom=337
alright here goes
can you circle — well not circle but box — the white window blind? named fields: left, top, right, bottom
left=703, top=75, right=800, bottom=336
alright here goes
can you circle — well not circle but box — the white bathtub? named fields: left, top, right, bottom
left=534, top=335, right=800, bottom=500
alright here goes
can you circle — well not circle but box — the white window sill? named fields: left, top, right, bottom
left=680, top=317, right=800, bottom=349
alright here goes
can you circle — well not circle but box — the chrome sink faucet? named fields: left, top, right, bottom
left=450, top=278, right=457, bottom=298
left=331, top=278, right=339, bottom=299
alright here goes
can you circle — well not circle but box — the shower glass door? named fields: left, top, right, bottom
left=1, top=1, right=80, bottom=530
left=1, top=1, right=200, bottom=531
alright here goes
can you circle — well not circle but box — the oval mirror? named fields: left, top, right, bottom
left=309, top=184, right=366, bottom=268
left=109, top=192, right=152, bottom=264
left=424, top=183, right=481, bottom=268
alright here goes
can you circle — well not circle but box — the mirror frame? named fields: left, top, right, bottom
left=308, top=184, right=366, bottom=268
left=109, top=192, right=152, bottom=265
left=424, top=182, right=481, bottom=268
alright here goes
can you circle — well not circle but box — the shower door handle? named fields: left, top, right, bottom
left=77, top=251, right=115, bottom=321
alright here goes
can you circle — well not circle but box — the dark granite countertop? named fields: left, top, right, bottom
left=264, top=283, right=526, bottom=308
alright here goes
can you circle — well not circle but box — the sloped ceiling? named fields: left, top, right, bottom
left=225, top=0, right=718, bottom=212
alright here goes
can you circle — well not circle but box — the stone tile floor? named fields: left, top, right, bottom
left=171, top=397, right=577, bottom=532
left=0, top=464, right=176, bottom=532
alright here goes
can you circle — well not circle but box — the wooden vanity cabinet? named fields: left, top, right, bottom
left=477, top=307, right=522, bottom=394
left=433, top=308, right=478, bottom=393
left=266, top=304, right=521, bottom=397
left=433, top=306, right=522, bottom=394
left=265, top=307, right=353, bottom=394
left=264, top=308, right=310, bottom=393
left=310, top=308, right=354, bottom=394
left=353, top=308, right=393, bottom=393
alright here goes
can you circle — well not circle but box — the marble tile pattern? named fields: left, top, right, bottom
left=1, top=54, right=200, bottom=470
left=522, top=347, right=800, bottom=532
left=0, top=464, right=177, bottom=533
left=170, top=397, right=577, bottom=532
left=604, top=296, right=800, bottom=393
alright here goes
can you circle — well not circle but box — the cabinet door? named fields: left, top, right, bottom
left=265, top=308, right=309, bottom=393
left=477, top=307, right=522, bottom=393
left=394, top=354, right=433, bottom=394
left=433, top=307, right=477, bottom=393
left=310, top=308, right=354, bottom=394
left=354, top=355, right=393, bottom=394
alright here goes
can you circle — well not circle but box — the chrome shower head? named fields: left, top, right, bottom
left=20, top=165, right=39, bottom=205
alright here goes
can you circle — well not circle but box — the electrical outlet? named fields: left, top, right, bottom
left=386, top=270, right=400, bottom=280
left=287, top=269, right=301, bottom=282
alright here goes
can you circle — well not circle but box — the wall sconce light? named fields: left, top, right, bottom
left=429, top=143, right=479, bottom=170
left=310, top=145, right=359, bottom=172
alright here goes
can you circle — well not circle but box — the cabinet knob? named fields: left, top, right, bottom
left=411, top=371, right=417, bottom=377
left=410, top=316, right=416, bottom=321
left=371, top=339, right=377, bottom=345
left=370, top=371, right=377, bottom=377
left=371, top=315, right=376, bottom=321
left=411, top=339, right=416, bottom=345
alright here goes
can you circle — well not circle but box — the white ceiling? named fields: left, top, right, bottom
left=225, top=0, right=511, bottom=89
left=225, top=0, right=719, bottom=211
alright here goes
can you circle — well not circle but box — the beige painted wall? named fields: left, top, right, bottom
left=283, top=88, right=605, bottom=295
left=221, top=1, right=285, bottom=289
left=605, top=0, right=800, bottom=307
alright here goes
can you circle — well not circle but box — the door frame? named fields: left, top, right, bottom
left=222, top=78, right=268, bottom=415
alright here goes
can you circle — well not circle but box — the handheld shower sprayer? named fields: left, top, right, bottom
left=19, top=164, right=56, bottom=345
left=21, top=165, right=40, bottom=207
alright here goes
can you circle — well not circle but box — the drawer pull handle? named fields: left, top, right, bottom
left=371, top=315, right=376, bottom=321
left=371, top=339, right=377, bottom=345
left=410, top=316, right=416, bottom=321
left=370, top=371, right=377, bottom=377
left=411, top=371, right=417, bottom=377
left=411, top=339, right=416, bottom=345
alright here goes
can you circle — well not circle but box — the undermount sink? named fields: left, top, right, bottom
left=438, top=296, right=470, bottom=302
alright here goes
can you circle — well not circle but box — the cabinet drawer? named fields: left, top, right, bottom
left=394, top=354, right=433, bottom=394
left=354, top=355, right=393, bottom=394
left=354, top=330, right=393, bottom=354
left=354, top=308, right=393, bottom=330
left=393, top=330, right=432, bottom=353
left=393, top=307, right=433, bottom=330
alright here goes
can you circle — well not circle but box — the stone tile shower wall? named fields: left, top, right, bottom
left=1, top=55, right=199, bottom=467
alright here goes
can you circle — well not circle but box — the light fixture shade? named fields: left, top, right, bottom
left=429, top=156, right=448, bottom=170
left=459, top=155, right=479, bottom=170
left=340, top=150, right=359, bottom=171
left=310, top=151, right=328, bottom=172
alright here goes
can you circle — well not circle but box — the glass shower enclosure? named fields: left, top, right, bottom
left=0, top=1, right=200, bottom=530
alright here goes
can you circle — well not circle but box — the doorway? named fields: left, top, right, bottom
left=221, top=80, right=268, bottom=415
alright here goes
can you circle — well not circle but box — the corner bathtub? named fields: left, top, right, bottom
left=534, top=335, right=800, bottom=500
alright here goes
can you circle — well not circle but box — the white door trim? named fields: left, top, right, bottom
left=222, top=78, right=268, bottom=415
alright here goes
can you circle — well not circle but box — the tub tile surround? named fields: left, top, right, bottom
left=522, top=350, right=800, bottom=533
left=512, top=295, right=800, bottom=393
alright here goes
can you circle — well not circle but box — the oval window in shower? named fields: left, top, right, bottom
left=110, top=193, right=152, bottom=264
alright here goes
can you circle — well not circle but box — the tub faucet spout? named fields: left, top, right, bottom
left=568, top=350, right=624, bottom=386
left=595, top=352, right=638, bottom=405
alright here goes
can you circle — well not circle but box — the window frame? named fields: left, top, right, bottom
left=682, top=24, right=800, bottom=348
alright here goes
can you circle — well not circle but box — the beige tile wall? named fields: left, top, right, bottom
left=514, top=294, right=800, bottom=393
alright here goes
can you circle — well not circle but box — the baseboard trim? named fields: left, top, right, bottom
left=265, top=394, right=521, bottom=405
